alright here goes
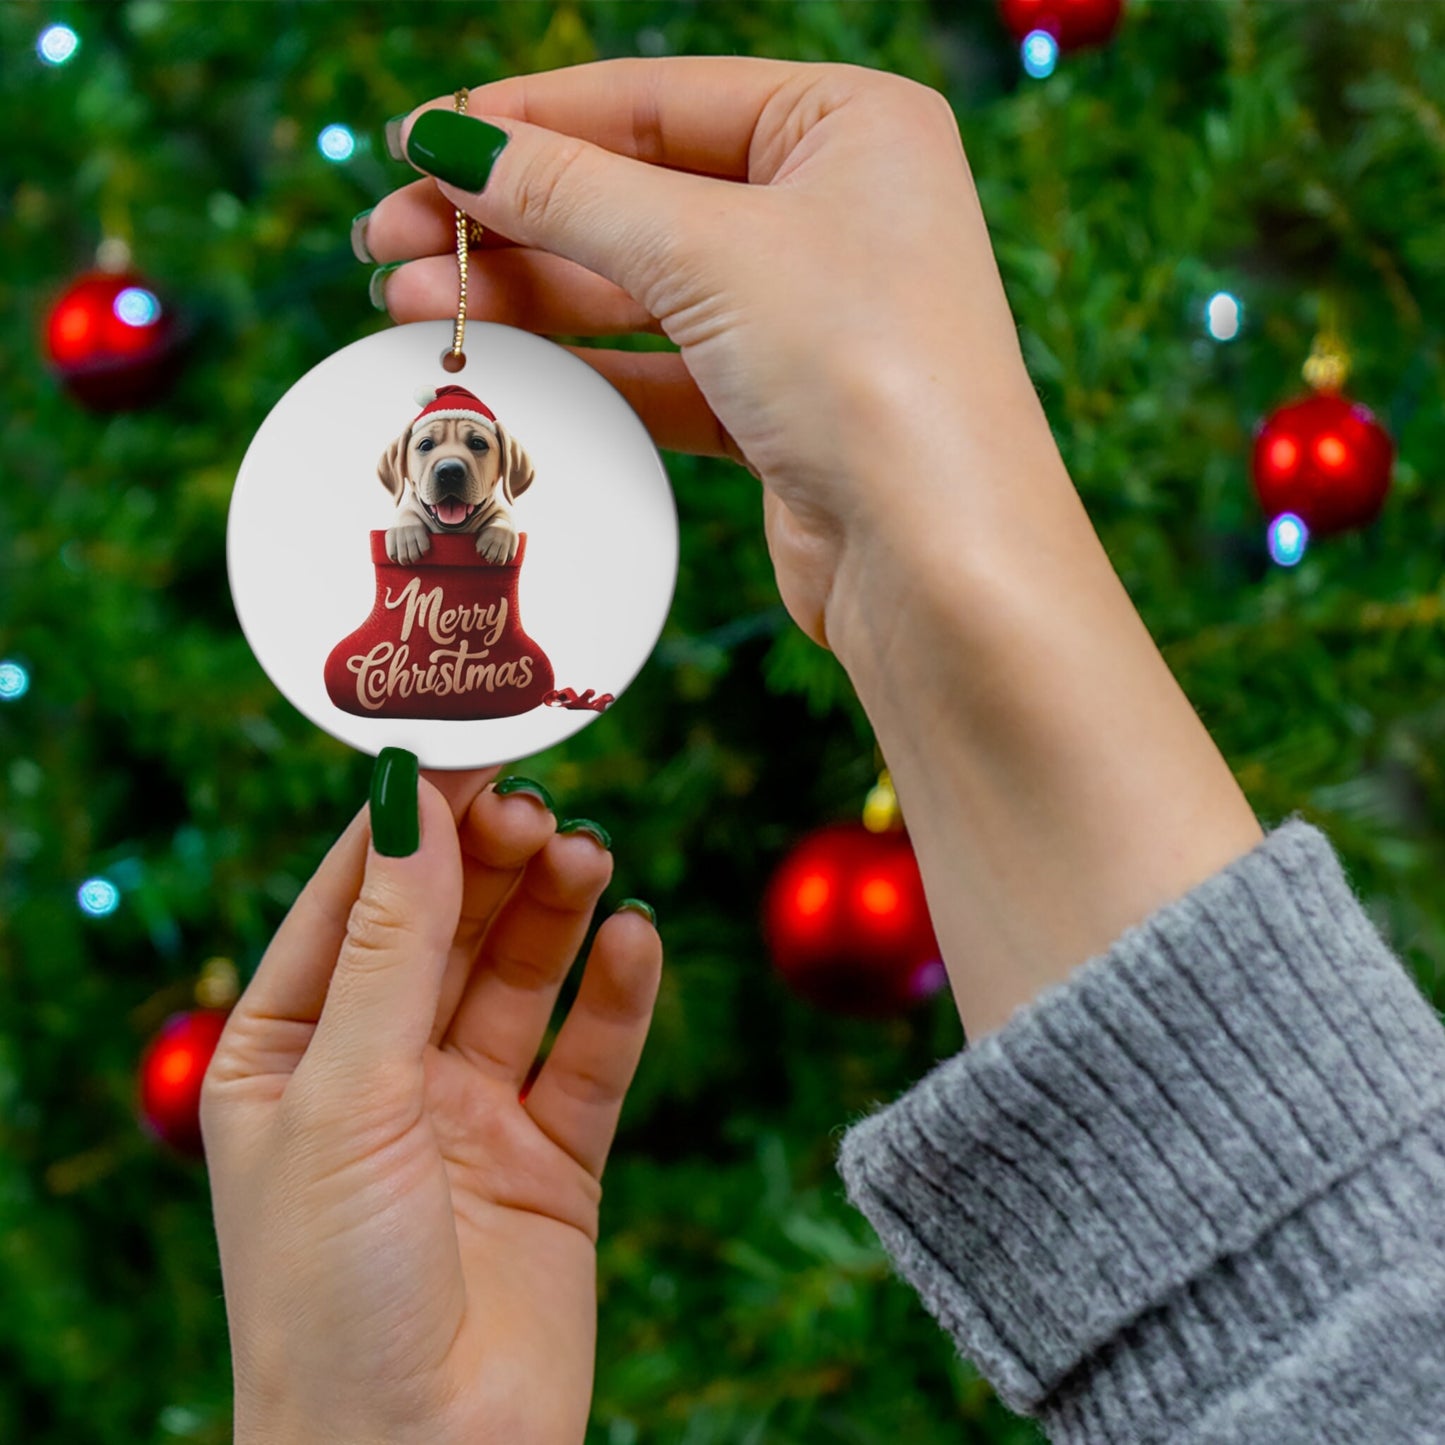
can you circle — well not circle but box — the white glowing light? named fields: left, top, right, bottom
left=38, top=24, right=79, bottom=65
left=78, top=878, right=121, bottom=917
left=114, top=287, right=161, bottom=327
left=318, top=124, right=356, bottom=162
left=0, top=660, right=29, bottom=700
left=1206, top=291, right=1243, bottom=341
left=1022, top=30, right=1059, bottom=79
left=1268, top=512, right=1308, bottom=567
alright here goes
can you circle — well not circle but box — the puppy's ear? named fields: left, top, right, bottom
left=495, top=422, right=535, bottom=504
left=377, top=428, right=410, bottom=502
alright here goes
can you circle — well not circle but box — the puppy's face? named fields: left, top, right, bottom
left=407, top=416, right=501, bottom=531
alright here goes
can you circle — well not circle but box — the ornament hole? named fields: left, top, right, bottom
left=440, top=349, right=467, bottom=374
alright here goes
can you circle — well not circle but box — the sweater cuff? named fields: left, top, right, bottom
left=835, top=815, right=1445, bottom=1422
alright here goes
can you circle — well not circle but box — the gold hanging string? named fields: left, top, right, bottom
left=442, top=88, right=487, bottom=373
left=1302, top=292, right=1350, bottom=394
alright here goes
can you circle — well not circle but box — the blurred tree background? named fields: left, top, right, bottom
left=3, top=1, right=1444, bottom=1442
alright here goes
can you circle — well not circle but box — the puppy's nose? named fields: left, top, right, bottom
left=433, top=458, right=467, bottom=490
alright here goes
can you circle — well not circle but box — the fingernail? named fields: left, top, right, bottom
left=350, top=207, right=375, bottom=264
left=558, top=817, right=612, bottom=851
left=617, top=898, right=656, bottom=926
left=384, top=113, right=409, bottom=162
left=405, top=110, right=510, bottom=192
left=493, top=775, right=556, bottom=813
left=369, top=262, right=403, bottom=312
left=370, top=747, right=420, bottom=857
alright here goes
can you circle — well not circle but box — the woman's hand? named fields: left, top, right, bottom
left=201, top=761, right=662, bottom=1445
left=360, top=56, right=1066, bottom=658
left=360, top=61, right=1263, bottom=1043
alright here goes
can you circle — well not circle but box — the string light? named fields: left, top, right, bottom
left=77, top=878, right=121, bottom=917
left=1022, top=30, right=1060, bottom=78
left=318, top=124, right=356, bottom=162
left=37, top=24, right=79, bottom=66
left=0, top=660, right=29, bottom=701
left=114, top=287, right=162, bottom=328
left=1268, top=512, right=1309, bottom=568
left=1205, top=291, right=1243, bottom=341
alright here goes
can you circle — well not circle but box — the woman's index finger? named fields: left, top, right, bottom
left=420, top=54, right=813, bottom=182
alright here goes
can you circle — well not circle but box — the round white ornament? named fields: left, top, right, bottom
left=227, top=319, right=678, bottom=769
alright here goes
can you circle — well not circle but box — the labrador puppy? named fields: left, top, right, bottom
left=378, top=411, right=535, bottom=566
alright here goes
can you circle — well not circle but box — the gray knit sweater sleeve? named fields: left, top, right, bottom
left=835, top=816, right=1445, bottom=1443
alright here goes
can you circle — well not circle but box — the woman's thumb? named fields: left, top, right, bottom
left=394, top=106, right=722, bottom=304
left=303, top=749, right=463, bottom=1087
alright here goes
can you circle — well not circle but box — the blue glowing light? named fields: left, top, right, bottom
left=0, top=660, right=29, bottom=700
left=78, top=878, right=121, bottom=917
left=38, top=24, right=79, bottom=65
left=1268, top=512, right=1309, bottom=568
left=1206, top=291, right=1243, bottom=341
left=1022, top=30, right=1059, bottom=79
left=114, top=287, right=161, bottom=327
left=318, top=124, right=356, bottom=162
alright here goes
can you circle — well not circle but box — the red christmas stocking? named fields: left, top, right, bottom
left=325, top=531, right=555, bottom=720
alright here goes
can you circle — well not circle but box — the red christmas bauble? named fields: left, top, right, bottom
left=137, top=1009, right=230, bottom=1158
left=763, top=822, right=946, bottom=1017
left=1251, top=392, right=1394, bottom=537
left=43, top=270, right=183, bottom=410
left=998, top=0, right=1124, bottom=49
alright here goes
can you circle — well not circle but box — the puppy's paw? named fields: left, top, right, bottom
left=475, top=520, right=518, bottom=564
left=386, top=523, right=432, bottom=566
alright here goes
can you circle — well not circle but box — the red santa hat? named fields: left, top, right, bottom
left=411, top=384, right=498, bottom=433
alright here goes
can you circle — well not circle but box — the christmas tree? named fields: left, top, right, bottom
left=3, top=3, right=1443, bottom=1442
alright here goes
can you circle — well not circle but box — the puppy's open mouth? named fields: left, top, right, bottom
left=423, top=499, right=479, bottom=529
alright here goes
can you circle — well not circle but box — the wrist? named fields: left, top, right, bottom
left=824, top=376, right=1080, bottom=686
left=235, top=1414, right=400, bottom=1445
left=233, top=1392, right=411, bottom=1445
left=822, top=416, right=1262, bottom=1039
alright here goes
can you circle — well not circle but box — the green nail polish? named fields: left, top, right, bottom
left=493, top=775, right=556, bottom=813
left=369, top=262, right=403, bottom=311
left=617, top=898, right=656, bottom=926
left=350, top=207, right=375, bottom=264
left=384, top=113, right=409, bottom=162
left=405, top=110, right=510, bottom=192
left=558, top=817, right=612, bottom=851
left=370, top=747, right=419, bottom=857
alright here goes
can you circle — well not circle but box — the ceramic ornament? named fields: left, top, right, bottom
left=227, top=318, right=679, bottom=769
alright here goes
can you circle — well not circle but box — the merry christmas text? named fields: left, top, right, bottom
left=346, top=640, right=535, bottom=709
left=342, top=577, right=535, bottom=710
left=386, top=576, right=509, bottom=648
